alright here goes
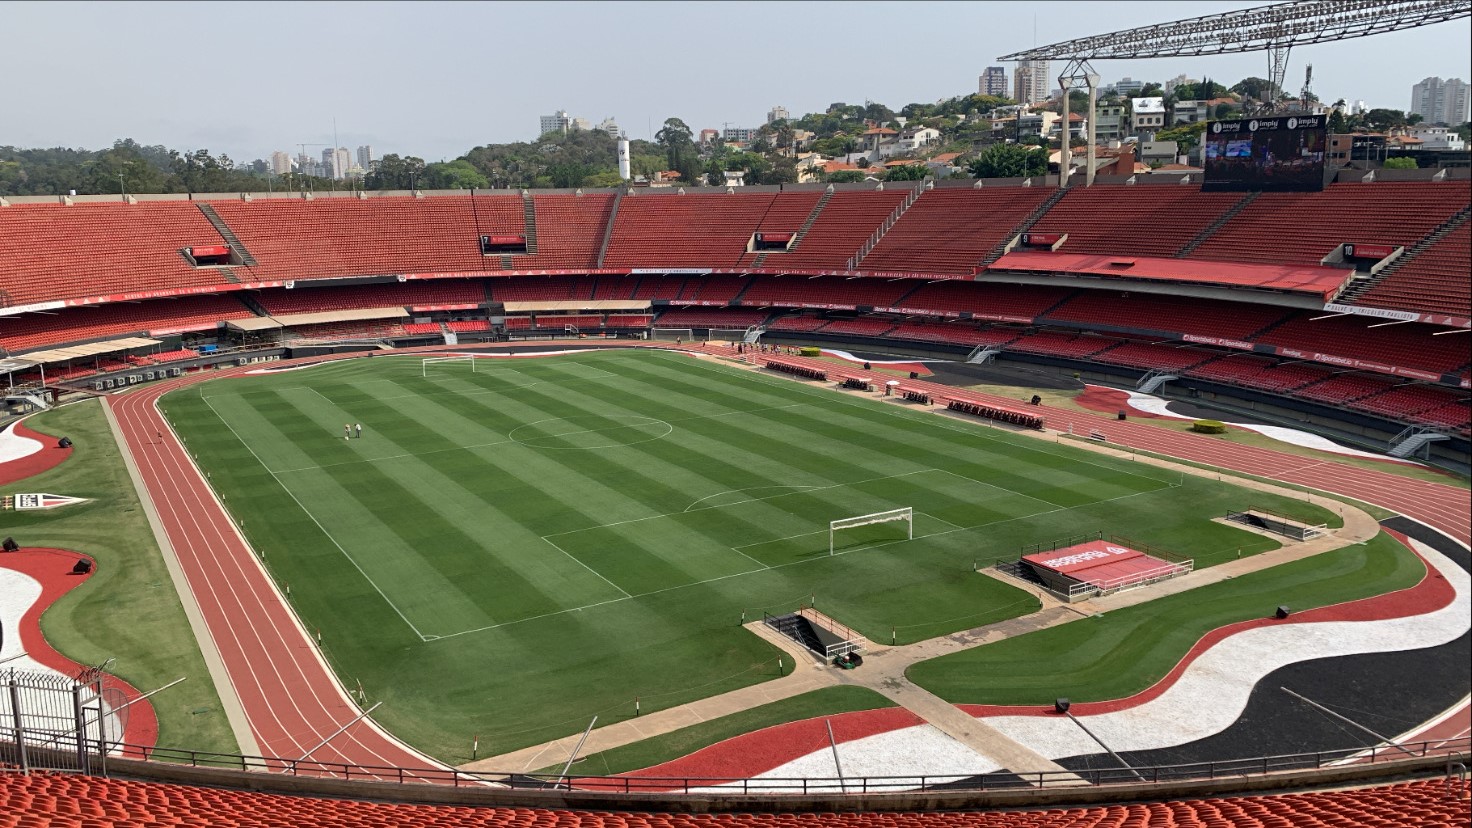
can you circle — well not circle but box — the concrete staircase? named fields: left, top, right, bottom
left=849, top=183, right=926, bottom=268
left=978, top=186, right=1068, bottom=267
left=593, top=190, right=623, bottom=268
left=1337, top=207, right=1470, bottom=304
left=195, top=203, right=259, bottom=266
left=1175, top=191, right=1259, bottom=258
left=763, top=613, right=825, bottom=656
left=521, top=193, right=539, bottom=254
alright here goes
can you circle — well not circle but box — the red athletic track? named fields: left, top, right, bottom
left=0, top=419, right=73, bottom=486
left=99, top=342, right=1467, bottom=778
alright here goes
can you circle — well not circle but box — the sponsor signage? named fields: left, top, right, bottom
left=10, top=493, right=87, bottom=510
left=1020, top=232, right=1062, bottom=247
left=1204, top=115, right=1327, bottom=192
left=1321, top=303, right=1419, bottom=322
left=1273, top=348, right=1442, bottom=381
left=1343, top=244, right=1396, bottom=260
left=1182, top=333, right=1255, bottom=351
left=481, top=235, right=526, bottom=246
left=60, top=281, right=286, bottom=308
left=148, top=322, right=221, bottom=337
left=189, top=245, right=230, bottom=257
left=630, top=268, right=713, bottom=275
left=410, top=303, right=482, bottom=312
left=755, top=232, right=793, bottom=243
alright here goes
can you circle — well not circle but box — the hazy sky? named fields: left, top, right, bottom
left=4, top=1, right=1469, bottom=163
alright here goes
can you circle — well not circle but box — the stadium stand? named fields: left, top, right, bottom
left=1092, top=341, right=1219, bottom=372
left=0, top=295, right=254, bottom=354
left=886, top=321, right=1021, bottom=348
left=737, top=191, right=827, bottom=267
left=591, top=275, right=642, bottom=299
left=1355, top=221, right=1472, bottom=318
left=0, top=770, right=1464, bottom=828
left=1006, top=331, right=1122, bottom=359
left=763, top=190, right=909, bottom=269
left=1025, top=186, right=1245, bottom=258
left=1042, top=291, right=1292, bottom=340
left=1254, top=313, right=1467, bottom=375
left=857, top=187, right=1053, bottom=274
left=1351, top=382, right=1469, bottom=424
left=816, top=317, right=898, bottom=337
left=1294, top=373, right=1399, bottom=405
left=403, top=322, right=445, bottom=336
left=632, top=274, right=691, bottom=300
left=604, top=314, right=653, bottom=328
left=740, top=276, right=914, bottom=309
left=1187, top=182, right=1468, bottom=267
left=511, top=194, right=617, bottom=270
left=654, top=308, right=770, bottom=328
left=282, top=320, right=407, bottom=341
left=0, top=202, right=233, bottom=306
left=487, top=276, right=596, bottom=303
left=680, top=274, right=752, bottom=304
left=887, top=282, right=1075, bottom=321
left=251, top=281, right=487, bottom=314
left=447, top=319, right=493, bottom=333
left=768, top=314, right=831, bottom=332
left=601, top=193, right=777, bottom=268
left=208, top=195, right=514, bottom=281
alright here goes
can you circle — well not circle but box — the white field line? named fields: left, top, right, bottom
left=431, top=480, right=1164, bottom=643
left=200, top=395, right=429, bottom=641
left=539, top=536, right=632, bottom=599
left=684, top=486, right=822, bottom=512
left=931, top=467, right=1069, bottom=510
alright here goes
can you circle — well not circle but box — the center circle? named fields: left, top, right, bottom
left=508, top=415, right=673, bottom=450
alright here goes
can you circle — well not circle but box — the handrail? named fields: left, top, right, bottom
left=6, top=728, right=1465, bottom=795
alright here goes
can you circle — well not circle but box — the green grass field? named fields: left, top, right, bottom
left=158, top=349, right=1339, bottom=760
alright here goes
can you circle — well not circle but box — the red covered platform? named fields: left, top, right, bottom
left=1022, top=539, right=1192, bottom=599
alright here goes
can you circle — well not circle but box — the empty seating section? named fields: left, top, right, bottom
left=147, top=348, right=202, bottom=363
left=1044, top=292, right=1291, bottom=339
left=605, top=314, right=653, bottom=327
left=285, top=320, right=406, bottom=340
left=1189, top=182, right=1467, bottom=267
left=592, top=275, right=641, bottom=299
left=1294, top=373, right=1397, bottom=405
left=0, top=771, right=1463, bottom=828
left=253, top=281, right=486, bottom=314
left=0, top=202, right=231, bottom=305
left=1357, top=222, right=1472, bottom=317
left=890, top=281, right=1073, bottom=320
left=534, top=314, right=603, bottom=330
left=654, top=308, right=769, bottom=328
left=1094, top=342, right=1216, bottom=371
left=1416, top=399, right=1472, bottom=432
left=765, top=190, right=909, bottom=269
left=859, top=188, right=1053, bottom=274
left=0, top=295, right=253, bottom=353
left=887, top=322, right=1020, bottom=348
left=1258, top=313, right=1467, bottom=375
left=681, top=275, right=751, bottom=303
left=633, top=275, right=689, bottom=300
left=1185, top=354, right=1279, bottom=386
left=210, top=196, right=508, bottom=281
left=1351, top=383, right=1470, bottom=426
left=1028, top=187, right=1243, bottom=257
left=447, top=319, right=492, bottom=332
left=1244, top=362, right=1337, bottom=393
left=1007, top=331, right=1121, bottom=359
left=511, top=194, right=615, bottom=270
left=737, top=191, right=826, bottom=267
left=488, top=276, right=595, bottom=302
left=817, top=318, right=897, bottom=336
left=768, top=315, right=829, bottom=332
left=503, top=317, right=533, bottom=330
left=603, top=193, right=777, bottom=268
left=402, top=322, right=443, bottom=335
left=740, top=277, right=913, bottom=308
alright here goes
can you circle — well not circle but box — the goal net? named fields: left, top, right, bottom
left=829, top=507, right=912, bottom=555
left=709, top=327, right=757, bottom=344
left=651, top=327, right=696, bottom=342
left=421, top=355, right=477, bottom=376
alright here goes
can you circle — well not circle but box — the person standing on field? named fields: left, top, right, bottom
left=355, top=423, right=363, bottom=439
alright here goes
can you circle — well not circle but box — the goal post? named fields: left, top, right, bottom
left=421, top=355, right=477, bottom=376
left=829, top=507, right=913, bottom=555
left=709, top=326, right=758, bottom=343
left=651, top=327, right=696, bottom=342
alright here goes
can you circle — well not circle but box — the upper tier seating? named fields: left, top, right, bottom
left=857, top=188, right=1053, bottom=274
left=0, top=202, right=232, bottom=306
left=1027, top=186, right=1244, bottom=257
left=487, top=276, right=596, bottom=303
left=763, top=190, right=909, bottom=269
left=0, top=769, right=1462, bottom=828
left=1256, top=312, right=1468, bottom=375
left=1355, top=221, right=1472, bottom=318
left=740, top=277, right=914, bottom=309
left=511, top=194, right=616, bottom=270
left=1043, top=291, right=1292, bottom=339
left=885, top=281, right=1074, bottom=320
left=737, top=191, right=826, bottom=267
left=253, top=281, right=487, bottom=314
left=0, top=295, right=253, bottom=354
left=1188, top=181, right=1467, bottom=267
left=602, top=193, right=777, bottom=268
left=210, top=195, right=521, bottom=281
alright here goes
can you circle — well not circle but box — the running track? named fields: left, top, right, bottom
left=102, top=343, right=1467, bottom=775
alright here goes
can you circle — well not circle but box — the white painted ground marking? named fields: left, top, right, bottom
left=538, top=536, right=632, bottom=599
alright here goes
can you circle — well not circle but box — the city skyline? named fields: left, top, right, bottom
left=4, top=1, right=1469, bottom=164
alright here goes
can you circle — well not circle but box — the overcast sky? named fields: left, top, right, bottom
left=4, top=1, right=1469, bottom=163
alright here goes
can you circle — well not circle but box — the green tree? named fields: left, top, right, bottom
left=655, top=117, right=700, bottom=183
left=967, top=143, right=1046, bottom=178
left=422, top=159, right=489, bottom=189
left=1231, top=77, right=1274, bottom=102
left=365, top=153, right=426, bottom=189
left=826, top=170, right=867, bottom=184
left=883, top=164, right=928, bottom=181
left=1382, top=157, right=1419, bottom=169
left=1362, top=108, right=1409, bottom=131
left=1156, top=121, right=1209, bottom=155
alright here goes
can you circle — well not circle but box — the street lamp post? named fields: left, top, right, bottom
left=118, top=173, right=125, bottom=198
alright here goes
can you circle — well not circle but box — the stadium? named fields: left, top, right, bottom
left=2, top=3, right=1471, bottom=827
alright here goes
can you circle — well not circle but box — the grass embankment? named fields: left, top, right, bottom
left=1, top=400, right=237, bottom=754
left=543, top=686, right=895, bottom=776
left=907, top=531, right=1424, bottom=704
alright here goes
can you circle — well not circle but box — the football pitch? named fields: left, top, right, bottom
left=160, top=349, right=1336, bottom=759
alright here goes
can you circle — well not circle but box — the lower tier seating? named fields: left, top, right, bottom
left=0, top=295, right=254, bottom=354
left=654, top=308, right=770, bottom=328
